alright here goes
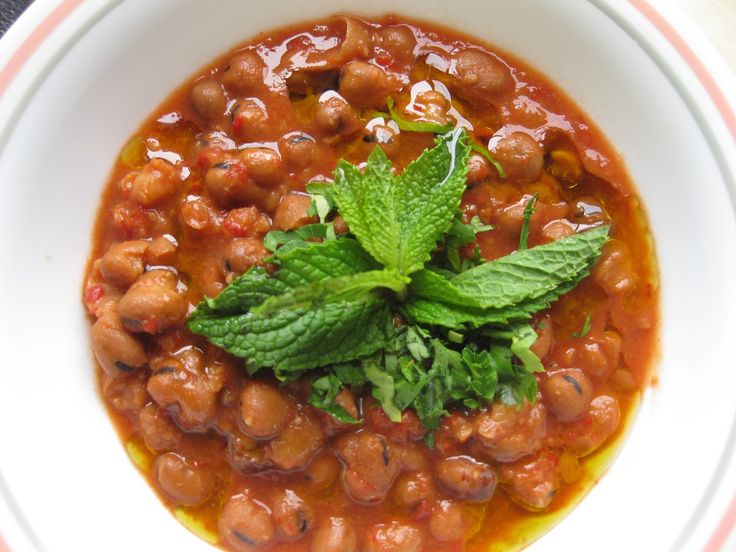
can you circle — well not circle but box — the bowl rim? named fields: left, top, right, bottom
left=0, top=1, right=734, bottom=551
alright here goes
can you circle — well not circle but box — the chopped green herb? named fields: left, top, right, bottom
left=572, top=312, right=592, bottom=338
left=518, top=193, right=539, bottom=250
left=470, top=140, right=506, bottom=179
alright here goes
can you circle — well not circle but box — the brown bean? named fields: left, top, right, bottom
left=335, top=431, right=400, bottom=504
left=450, top=48, right=511, bottom=102
left=339, top=61, right=397, bottom=108
left=179, top=196, right=218, bottom=233
left=314, top=94, right=362, bottom=141
left=310, top=516, right=358, bottom=552
left=117, top=269, right=186, bottom=334
left=279, top=132, right=316, bottom=170
left=137, top=404, right=182, bottom=452
left=541, top=220, right=576, bottom=243
left=530, top=315, right=554, bottom=360
left=393, top=471, right=434, bottom=509
left=474, top=400, right=547, bottom=463
left=490, top=132, right=544, bottom=183
left=374, top=25, right=416, bottom=66
left=91, top=310, right=147, bottom=376
left=435, top=455, right=497, bottom=502
left=363, top=521, right=423, bottom=552
left=190, top=81, right=227, bottom=121
left=223, top=207, right=271, bottom=238
left=99, top=240, right=148, bottom=288
left=560, top=395, right=621, bottom=456
left=220, top=50, right=266, bottom=95
left=413, top=90, right=451, bottom=126
left=101, top=370, right=149, bottom=411
left=499, top=449, right=561, bottom=511
left=366, top=124, right=400, bottom=159
left=266, top=410, right=325, bottom=470
left=467, top=153, right=491, bottom=184
left=239, top=381, right=291, bottom=439
left=273, top=193, right=316, bottom=231
left=204, top=160, right=252, bottom=207
left=146, top=236, right=178, bottom=266
left=272, top=488, right=313, bottom=540
left=219, top=494, right=275, bottom=551
left=541, top=368, right=593, bottom=423
left=153, top=452, right=215, bottom=506
left=240, top=148, right=284, bottom=187
left=231, top=100, right=273, bottom=142
left=147, top=348, right=225, bottom=428
left=128, top=159, right=178, bottom=207
left=222, top=238, right=268, bottom=278
left=429, top=500, right=468, bottom=542
left=306, top=453, right=341, bottom=490
left=592, top=240, right=635, bottom=296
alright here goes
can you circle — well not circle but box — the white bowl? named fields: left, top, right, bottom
left=1, top=1, right=735, bottom=551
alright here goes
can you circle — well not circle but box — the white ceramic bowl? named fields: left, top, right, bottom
left=1, top=1, right=735, bottom=551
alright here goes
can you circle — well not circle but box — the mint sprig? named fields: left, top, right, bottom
left=188, top=128, right=610, bottom=436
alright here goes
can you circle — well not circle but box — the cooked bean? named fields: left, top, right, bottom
left=474, top=400, right=547, bottom=462
left=190, top=80, right=227, bottom=121
left=204, top=160, right=251, bottom=207
left=435, top=455, right=496, bottom=502
left=220, top=50, right=266, bottom=94
left=414, top=90, right=451, bottom=126
left=490, top=132, right=544, bottom=183
left=137, top=404, right=182, bottom=452
left=310, top=516, right=358, bottom=552
left=117, top=269, right=186, bottom=334
left=374, top=25, right=416, bottom=66
left=223, top=207, right=271, bottom=237
left=272, top=488, right=313, bottom=540
left=99, top=240, right=148, bottom=288
left=339, top=61, right=397, bottom=108
left=232, top=100, right=273, bottom=142
left=101, top=370, right=149, bottom=411
left=467, top=153, right=491, bottom=184
left=393, top=470, right=434, bottom=509
left=127, top=159, right=178, bottom=207
left=314, top=94, right=362, bottom=141
left=146, top=236, right=178, bottom=266
left=363, top=521, right=423, bottom=552
left=366, top=123, right=400, bottom=159
left=153, top=452, right=215, bottom=506
left=429, top=499, right=468, bottom=542
left=450, top=48, right=511, bottom=102
left=575, top=330, right=622, bottom=378
left=560, top=395, right=621, bottom=456
left=499, top=449, right=561, bottom=511
left=273, top=192, right=316, bottom=231
left=266, top=410, right=325, bottom=470
left=279, top=132, right=316, bottom=170
left=179, top=195, right=218, bottom=233
left=306, top=453, right=341, bottom=490
left=222, top=238, right=268, bottom=278
left=228, top=432, right=269, bottom=473
left=592, top=240, right=635, bottom=296
left=541, top=369, right=593, bottom=423
left=541, top=219, right=575, bottom=243
left=335, top=431, right=400, bottom=504
left=147, top=348, right=225, bottom=428
left=286, top=70, right=339, bottom=98
left=219, top=494, right=275, bottom=551
left=91, top=310, right=147, bottom=376
left=570, top=196, right=609, bottom=226
left=239, top=380, right=291, bottom=439
left=240, top=148, right=284, bottom=187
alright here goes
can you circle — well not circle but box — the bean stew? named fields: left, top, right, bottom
left=83, top=15, right=659, bottom=552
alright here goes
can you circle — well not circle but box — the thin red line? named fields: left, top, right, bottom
left=623, top=1, right=736, bottom=547
left=0, top=535, right=9, bottom=552
left=629, top=0, right=736, bottom=144
left=0, top=0, right=83, bottom=98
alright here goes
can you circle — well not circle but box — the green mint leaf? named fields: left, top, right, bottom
left=333, top=129, right=471, bottom=276
left=308, top=374, right=360, bottom=423
left=451, top=225, right=610, bottom=309
left=518, top=193, right=539, bottom=250
left=386, top=96, right=454, bottom=134
left=252, top=270, right=408, bottom=315
left=572, top=312, right=592, bottom=338
left=444, top=215, right=493, bottom=272
left=189, top=298, right=392, bottom=375
left=305, top=181, right=337, bottom=223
